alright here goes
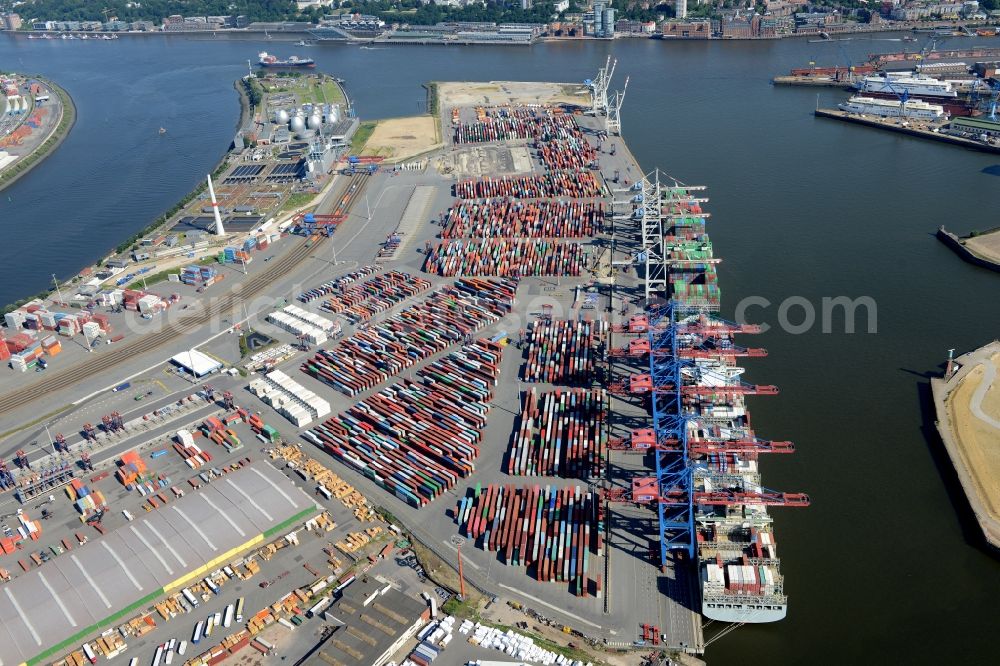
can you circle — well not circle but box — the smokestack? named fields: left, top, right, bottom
left=207, top=174, right=225, bottom=236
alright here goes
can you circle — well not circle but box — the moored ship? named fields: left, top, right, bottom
left=855, top=72, right=958, bottom=99
left=839, top=95, right=948, bottom=120
left=257, top=52, right=315, bottom=68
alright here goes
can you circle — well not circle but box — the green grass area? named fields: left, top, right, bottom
left=281, top=192, right=317, bottom=212
left=350, top=121, right=377, bottom=155
left=425, top=82, right=440, bottom=117
left=441, top=597, right=484, bottom=621
left=126, top=268, right=176, bottom=290
left=303, top=79, right=345, bottom=105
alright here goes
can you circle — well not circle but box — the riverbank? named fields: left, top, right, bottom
left=0, top=77, right=245, bottom=313
left=0, top=74, right=75, bottom=192
left=932, top=341, right=1000, bottom=550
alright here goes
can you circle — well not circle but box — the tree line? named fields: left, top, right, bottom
left=11, top=0, right=563, bottom=25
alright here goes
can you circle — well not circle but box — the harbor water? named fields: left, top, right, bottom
left=3, top=32, right=1000, bottom=665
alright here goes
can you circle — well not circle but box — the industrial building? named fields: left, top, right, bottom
left=946, top=116, right=1000, bottom=138
left=296, top=579, right=429, bottom=666
left=170, top=349, right=224, bottom=377
left=0, top=462, right=317, bottom=666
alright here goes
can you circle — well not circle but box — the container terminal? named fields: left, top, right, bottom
left=932, top=341, right=1000, bottom=550
left=0, top=68, right=806, bottom=665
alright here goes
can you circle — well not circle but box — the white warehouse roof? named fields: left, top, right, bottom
left=0, top=462, right=316, bottom=666
left=171, top=349, right=223, bottom=377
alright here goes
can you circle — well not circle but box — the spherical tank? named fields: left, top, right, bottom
left=275, top=109, right=289, bottom=124
left=290, top=116, right=306, bottom=133
left=307, top=113, right=322, bottom=130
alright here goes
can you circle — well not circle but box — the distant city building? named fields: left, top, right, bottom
left=548, top=20, right=586, bottom=36
left=720, top=12, right=776, bottom=38
left=615, top=18, right=657, bottom=33
left=676, top=0, right=688, bottom=20
left=590, top=0, right=615, bottom=37
left=296, top=0, right=335, bottom=9
left=521, top=0, right=534, bottom=9
left=660, top=18, right=712, bottom=38
left=554, top=0, right=570, bottom=11
left=1, top=13, right=22, bottom=31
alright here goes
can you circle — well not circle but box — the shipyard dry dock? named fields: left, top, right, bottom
left=932, top=341, right=1000, bottom=549
left=0, top=462, right=317, bottom=666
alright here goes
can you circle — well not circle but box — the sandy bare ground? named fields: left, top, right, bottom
left=945, top=354, right=1000, bottom=519
left=437, top=81, right=590, bottom=108
left=964, top=229, right=1000, bottom=264
left=365, top=115, right=442, bottom=162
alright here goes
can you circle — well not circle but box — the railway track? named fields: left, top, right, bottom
left=0, top=173, right=371, bottom=419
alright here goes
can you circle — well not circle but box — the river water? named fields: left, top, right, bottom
left=3, top=32, right=1000, bottom=665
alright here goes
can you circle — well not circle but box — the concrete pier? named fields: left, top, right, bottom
left=932, top=341, right=1000, bottom=550
left=814, top=108, right=1000, bottom=154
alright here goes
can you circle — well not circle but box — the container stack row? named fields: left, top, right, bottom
left=423, top=238, right=585, bottom=277
left=454, top=107, right=578, bottom=144
left=173, top=429, right=215, bottom=469
left=522, top=319, right=607, bottom=385
left=304, top=340, right=503, bottom=508
left=670, top=270, right=720, bottom=310
left=454, top=172, right=602, bottom=199
left=66, top=477, right=108, bottom=514
left=319, top=271, right=432, bottom=323
left=454, top=484, right=600, bottom=596
left=440, top=200, right=603, bottom=239
left=180, top=265, right=221, bottom=288
left=297, top=265, right=378, bottom=303
left=536, top=136, right=600, bottom=172
left=301, top=278, right=516, bottom=396
left=508, top=388, right=607, bottom=479
left=249, top=368, right=331, bottom=427
left=267, top=310, right=328, bottom=346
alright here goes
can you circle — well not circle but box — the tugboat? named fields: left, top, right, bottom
left=257, top=51, right=316, bottom=68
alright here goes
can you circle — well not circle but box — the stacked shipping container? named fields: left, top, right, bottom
left=454, top=172, right=602, bottom=199
left=454, top=484, right=600, bottom=596
left=304, top=340, right=502, bottom=508
left=423, top=238, right=585, bottom=277
left=301, top=278, right=516, bottom=396
left=440, top=200, right=603, bottom=239
left=507, top=388, right=607, bottom=479
left=320, top=271, right=432, bottom=324
left=522, top=319, right=606, bottom=385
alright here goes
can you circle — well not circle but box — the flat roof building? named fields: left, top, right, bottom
left=297, top=579, right=429, bottom=666
left=171, top=348, right=223, bottom=377
left=0, top=462, right=317, bottom=666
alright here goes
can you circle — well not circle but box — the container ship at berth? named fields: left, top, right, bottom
left=257, top=52, right=316, bottom=68
left=613, top=178, right=809, bottom=624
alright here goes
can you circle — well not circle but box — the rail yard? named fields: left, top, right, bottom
left=0, top=71, right=806, bottom=666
